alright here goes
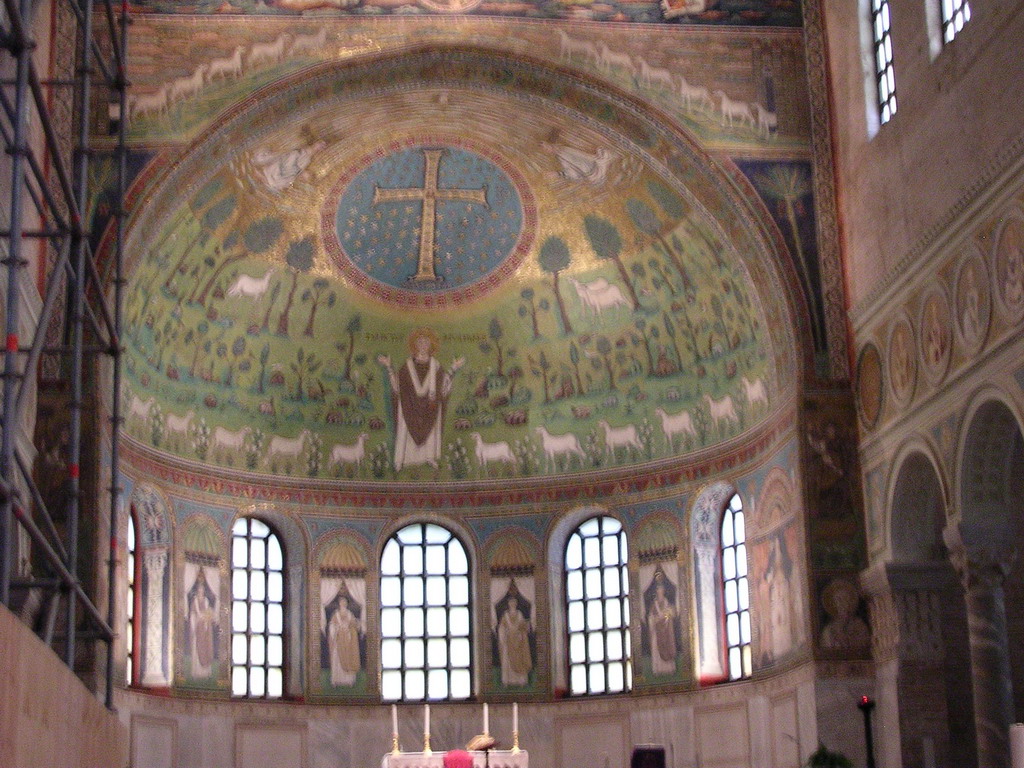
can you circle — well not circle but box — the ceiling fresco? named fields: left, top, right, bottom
left=124, top=0, right=800, bottom=25
left=120, top=49, right=800, bottom=487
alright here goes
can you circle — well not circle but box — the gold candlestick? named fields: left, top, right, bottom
left=392, top=733, right=400, bottom=756
left=423, top=732, right=432, bottom=756
left=512, top=730, right=520, bottom=755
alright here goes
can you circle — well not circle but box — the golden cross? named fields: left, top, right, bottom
left=372, top=148, right=488, bottom=282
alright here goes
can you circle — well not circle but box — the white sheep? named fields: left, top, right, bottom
left=704, top=394, right=739, bottom=429
left=471, top=432, right=515, bottom=475
left=330, top=433, right=368, bottom=470
left=741, top=376, right=768, bottom=408
left=266, top=429, right=311, bottom=460
left=654, top=407, right=697, bottom=446
left=598, top=420, right=643, bottom=457
left=534, top=426, right=585, bottom=471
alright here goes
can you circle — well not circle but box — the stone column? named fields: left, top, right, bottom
left=861, top=562, right=952, bottom=768
left=141, top=547, right=169, bottom=686
left=944, top=526, right=1016, bottom=768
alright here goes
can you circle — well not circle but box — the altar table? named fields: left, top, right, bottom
left=381, top=750, right=528, bottom=768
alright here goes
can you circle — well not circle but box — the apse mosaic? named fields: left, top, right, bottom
left=119, top=51, right=795, bottom=486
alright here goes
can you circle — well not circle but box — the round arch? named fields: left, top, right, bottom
left=886, top=439, right=948, bottom=563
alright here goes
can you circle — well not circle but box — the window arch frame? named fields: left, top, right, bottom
left=230, top=515, right=288, bottom=700
left=720, top=492, right=751, bottom=681
left=562, top=513, right=632, bottom=696
left=378, top=519, right=475, bottom=703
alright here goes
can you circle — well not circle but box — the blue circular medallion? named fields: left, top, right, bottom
left=325, top=141, right=534, bottom=309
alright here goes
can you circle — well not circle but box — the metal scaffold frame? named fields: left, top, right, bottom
left=0, top=0, right=127, bottom=709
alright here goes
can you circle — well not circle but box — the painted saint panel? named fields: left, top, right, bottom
left=490, top=577, right=537, bottom=690
left=638, top=562, right=683, bottom=681
left=315, top=536, right=369, bottom=696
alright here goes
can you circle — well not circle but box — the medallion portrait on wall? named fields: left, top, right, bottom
left=917, top=286, right=952, bottom=387
left=886, top=316, right=916, bottom=408
left=855, top=342, right=883, bottom=430
left=817, top=577, right=870, bottom=654
left=993, top=211, right=1024, bottom=325
left=954, top=246, right=991, bottom=357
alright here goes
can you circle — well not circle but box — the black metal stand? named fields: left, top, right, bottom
left=858, top=695, right=877, bottom=768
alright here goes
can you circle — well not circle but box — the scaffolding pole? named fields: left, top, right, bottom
left=0, top=0, right=127, bottom=709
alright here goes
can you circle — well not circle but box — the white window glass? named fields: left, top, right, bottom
left=565, top=516, right=631, bottom=695
left=380, top=523, right=472, bottom=701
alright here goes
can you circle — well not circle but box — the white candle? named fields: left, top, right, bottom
left=392, top=703, right=398, bottom=735
left=425, top=703, right=431, bottom=736
left=513, top=702, right=518, bottom=734
left=1011, top=724, right=1024, bottom=768
left=483, top=702, right=489, bottom=735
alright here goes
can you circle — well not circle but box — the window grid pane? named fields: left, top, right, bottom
left=126, top=516, right=137, bottom=685
left=871, top=0, right=897, bottom=124
left=565, top=516, right=632, bottom=695
left=941, top=0, right=970, bottom=43
left=231, top=517, right=285, bottom=699
left=722, top=495, right=751, bottom=680
left=380, top=523, right=472, bottom=702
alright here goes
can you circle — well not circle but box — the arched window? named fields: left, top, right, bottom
left=380, top=523, right=471, bottom=701
left=126, top=512, right=139, bottom=685
left=565, top=515, right=631, bottom=695
left=721, top=494, right=751, bottom=680
left=231, top=517, right=285, bottom=698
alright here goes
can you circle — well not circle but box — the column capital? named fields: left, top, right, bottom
left=942, top=524, right=1015, bottom=591
left=860, top=563, right=948, bottom=663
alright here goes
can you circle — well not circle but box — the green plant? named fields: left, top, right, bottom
left=805, top=745, right=853, bottom=768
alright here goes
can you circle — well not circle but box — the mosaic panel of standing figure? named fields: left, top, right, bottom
left=750, top=468, right=805, bottom=669
left=635, top=515, right=686, bottom=685
left=316, top=536, right=368, bottom=695
left=178, top=515, right=224, bottom=688
left=130, top=485, right=172, bottom=687
left=119, top=52, right=796, bottom=489
left=487, top=533, right=539, bottom=693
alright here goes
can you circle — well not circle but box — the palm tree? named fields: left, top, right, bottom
left=755, top=164, right=822, bottom=344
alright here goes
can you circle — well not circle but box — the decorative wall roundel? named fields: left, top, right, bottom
left=323, top=138, right=536, bottom=310
left=918, top=286, right=952, bottom=386
left=954, top=246, right=991, bottom=357
left=993, top=213, right=1024, bottom=325
left=856, top=342, right=883, bottom=430
left=887, top=317, right=916, bottom=408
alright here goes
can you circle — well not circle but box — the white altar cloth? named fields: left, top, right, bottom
left=382, top=750, right=528, bottom=768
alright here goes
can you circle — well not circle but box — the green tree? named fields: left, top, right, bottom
left=339, top=314, right=362, bottom=382
left=277, top=236, right=315, bottom=336
left=634, top=319, right=655, bottom=375
left=663, top=312, right=683, bottom=367
left=480, top=317, right=508, bottom=376
left=626, top=198, right=691, bottom=290
left=538, top=235, right=573, bottom=335
left=595, top=335, right=616, bottom=390
left=529, top=351, right=552, bottom=403
left=260, top=281, right=281, bottom=332
left=583, top=214, right=641, bottom=311
left=647, top=257, right=677, bottom=296
left=224, top=336, right=248, bottom=387
left=519, top=288, right=541, bottom=340
left=256, top=343, right=271, bottom=394
left=302, top=278, right=336, bottom=337
left=195, top=216, right=283, bottom=305
left=646, top=179, right=688, bottom=220
left=290, top=347, right=322, bottom=401
left=569, top=341, right=585, bottom=396
left=165, top=193, right=236, bottom=293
